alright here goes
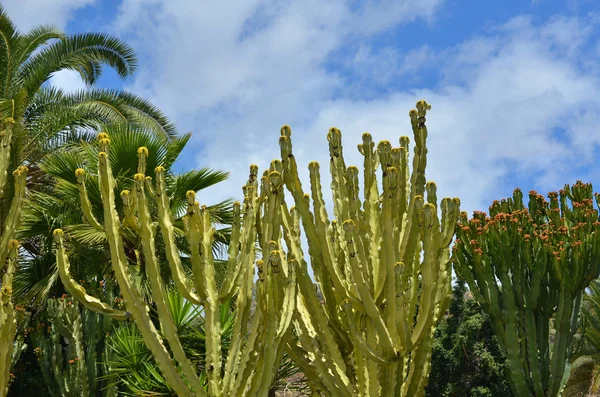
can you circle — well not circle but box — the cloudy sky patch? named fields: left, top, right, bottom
left=11, top=0, right=600, bottom=216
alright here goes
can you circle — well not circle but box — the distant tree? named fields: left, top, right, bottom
left=426, top=279, right=512, bottom=397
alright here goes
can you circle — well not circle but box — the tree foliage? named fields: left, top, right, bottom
left=426, top=279, right=512, bottom=397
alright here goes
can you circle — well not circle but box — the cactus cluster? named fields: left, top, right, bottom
left=279, top=101, right=460, bottom=396
left=52, top=101, right=459, bottom=396
left=453, top=183, right=600, bottom=397
left=32, top=295, right=115, bottom=397
left=0, top=117, right=28, bottom=397
left=54, top=133, right=296, bottom=396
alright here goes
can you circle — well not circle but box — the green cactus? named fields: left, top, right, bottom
left=453, top=183, right=600, bottom=397
left=54, top=133, right=297, bottom=397
left=0, top=116, right=28, bottom=397
left=278, top=100, right=460, bottom=396
left=32, top=295, right=115, bottom=397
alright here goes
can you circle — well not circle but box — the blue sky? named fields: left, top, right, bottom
left=4, top=0, right=600, bottom=215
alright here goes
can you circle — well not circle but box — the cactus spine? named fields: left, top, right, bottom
left=453, top=183, right=600, bottom=397
left=55, top=134, right=297, bottom=396
left=0, top=116, right=28, bottom=397
left=279, top=101, right=460, bottom=396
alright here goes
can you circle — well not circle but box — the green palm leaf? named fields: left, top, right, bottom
left=21, top=32, right=137, bottom=96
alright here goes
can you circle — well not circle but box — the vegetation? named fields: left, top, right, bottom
left=15, top=123, right=232, bottom=307
left=563, top=279, right=600, bottom=396
left=274, top=100, right=459, bottom=396
left=426, top=280, right=511, bottom=397
left=54, top=131, right=296, bottom=396
left=2, top=4, right=600, bottom=397
left=453, top=184, right=600, bottom=396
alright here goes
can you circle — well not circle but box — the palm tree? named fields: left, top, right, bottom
left=0, top=4, right=176, bottom=209
left=0, top=2, right=187, bottom=307
left=0, top=7, right=189, bottom=394
left=15, top=123, right=232, bottom=307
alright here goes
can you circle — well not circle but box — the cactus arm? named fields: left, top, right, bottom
left=280, top=204, right=352, bottom=386
left=328, top=127, right=351, bottom=224
left=285, top=340, right=329, bottom=393
left=53, top=230, right=129, bottom=320
left=0, top=118, right=15, bottom=198
left=245, top=252, right=280, bottom=396
left=132, top=168, right=205, bottom=395
left=230, top=266, right=267, bottom=396
left=342, top=220, right=396, bottom=359
left=276, top=259, right=297, bottom=338
left=308, top=162, right=358, bottom=308
left=199, top=206, right=224, bottom=397
left=279, top=133, right=354, bottom=390
left=254, top=256, right=297, bottom=396
left=183, top=196, right=207, bottom=301
left=359, top=134, right=385, bottom=299
left=382, top=167, right=399, bottom=346
left=495, top=254, right=531, bottom=396
left=0, top=241, right=19, bottom=397
left=0, top=167, right=29, bottom=397
left=222, top=193, right=257, bottom=394
left=0, top=167, right=27, bottom=397
left=547, top=289, right=574, bottom=396
left=95, top=137, right=194, bottom=397
left=403, top=329, right=435, bottom=397
left=341, top=302, right=395, bottom=364
left=524, top=301, right=544, bottom=397
left=410, top=203, right=441, bottom=345
left=236, top=171, right=295, bottom=396
left=144, top=175, right=155, bottom=197
left=217, top=201, right=242, bottom=300
left=280, top=127, right=358, bottom=304
left=74, top=169, right=104, bottom=232
left=398, top=104, right=430, bottom=266
left=69, top=300, right=90, bottom=397
left=153, top=166, right=202, bottom=305
left=294, top=297, right=352, bottom=396
left=0, top=167, right=27, bottom=268
left=222, top=267, right=254, bottom=394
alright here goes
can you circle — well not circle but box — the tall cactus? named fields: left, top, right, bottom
left=54, top=133, right=296, bottom=396
left=279, top=100, right=460, bottom=396
left=453, top=183, right=600, bottom=397
left=0, top=116, right=28, bottom=397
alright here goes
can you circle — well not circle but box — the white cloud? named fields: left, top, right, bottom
left=2, top=0, right=95, bottom=31
left=0, top=1, right=94, bottom=93
left=49, top=70, right=88, bottom=93
left=114, top=2, right=600, bottom=218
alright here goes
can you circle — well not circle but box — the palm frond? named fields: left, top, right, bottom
left=0, top=4, right=18, bottom=96
left=164, top=132, right=191, bottom=169
left=15, top=25, right=63, bottom=66
left=20, top=32, right=137, bottom=96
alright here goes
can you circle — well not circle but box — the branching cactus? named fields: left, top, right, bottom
left=0, top=117, right=28, bottom=397
left=32, top=296, right=103, bottom=397
left=53, top=133, right=296, bottom=397
left=278, top=100, right=460, bottom=396
left=453, top=183, right=600, bottom=397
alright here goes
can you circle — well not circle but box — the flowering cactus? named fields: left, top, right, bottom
left=54, top=133, right=296, bottom=397
left=54, top=100, right=458, bottom=396
left=453, top=183, right=600, bottom=397
left=279, top=100, right=460, bottom=396
left=0, top=117, right=28, bottom=397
